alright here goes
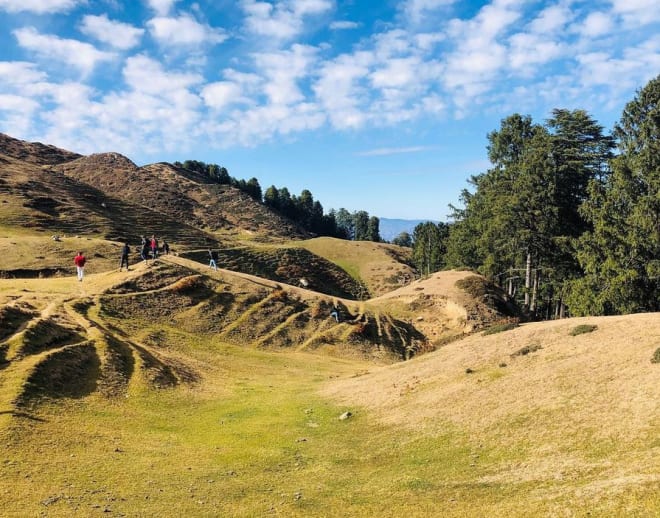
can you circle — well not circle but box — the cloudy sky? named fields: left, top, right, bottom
left=0, top=0, right=658, bottom=220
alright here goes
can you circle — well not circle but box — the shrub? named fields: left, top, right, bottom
left=569, top=324, right=598, bottom=336
left=482, top=322, right=518, bottom=336
left=652, top=348, right=660, bottom=364
left=511, top=343, right=542, bottom=357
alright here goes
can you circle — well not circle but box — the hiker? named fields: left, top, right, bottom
left=150, top=235, right=158, bottom=260
left=74, top=251, right=86, bottom=282
left=119, top=241, right=130, bottom=271
left=162, top=240, right=170, bottom=255
left=141, top=240, right=150, bottom=262
left=208, top=248, right=219, bottom=270
left=330, top=304, right=340, bottom=323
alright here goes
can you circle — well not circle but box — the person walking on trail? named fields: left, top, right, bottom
left=209, top=248, right=219, bottom=270
left=330, top=304, right=340, bottom=323
left=141, top=240, right=150, bottom=262
left=150, top=235, right=158, bottom=260
left=162, top=240, right=170, bottom=255
left=74, top=251, right=86, bottom=282
left=119, top=241, right=130, bottom=271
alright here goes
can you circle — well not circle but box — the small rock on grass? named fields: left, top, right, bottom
left=339, top=411, right=353, bottom=420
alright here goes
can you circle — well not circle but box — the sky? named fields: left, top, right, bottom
left=0, top=1, right=659, bottom=220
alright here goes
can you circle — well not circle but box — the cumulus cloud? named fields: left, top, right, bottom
left=578, top=11, right=614, bottom=38
left=403, top=0, right=456, bottom=24
left=123, top=55, right=203, bottom=95
left=240, top=0, right=333, bottom=40
left=13, top=27, right=115, bottom=75
left=147, top=14, right=228, bottom=46
left=610, top=0, right=660, bottom=26
left=0, top=61, right=47, bottom=86
left=146, top=0, right=180, bottom=16
left=80, top=14, right=145, bottom=50
left=252, top=44, right=318, bottom=105
left=0, top=0, right=78, bottom=13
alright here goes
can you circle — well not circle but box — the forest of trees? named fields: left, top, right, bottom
left=173, top=162, right=381, bottom=242
left=438, top=75, right=659, bottom=318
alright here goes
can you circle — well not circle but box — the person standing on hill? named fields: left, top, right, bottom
left=150, top=235, right=158, bottom=260
left=74, top=251, right=86, bottom=282
left=209, top=248, right=219, bottom=270
left=119, top=241, right=130, bottom=271
left=141, top=239, right=150, bottom=262
left=162, top=240, right=170, bottom=255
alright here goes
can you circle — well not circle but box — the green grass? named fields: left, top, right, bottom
left=1, top=316, right=659, bottom=517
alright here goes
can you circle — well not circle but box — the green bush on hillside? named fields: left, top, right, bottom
left=569, top=324, right=598, bottom=336
left=482, top=322, right=518, bottom=336
left=652, top=348, right=660, bottom=364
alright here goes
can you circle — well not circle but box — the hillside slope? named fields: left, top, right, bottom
left=323, top=313, right=660, bottom=499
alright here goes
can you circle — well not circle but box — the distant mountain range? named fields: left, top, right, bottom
left=378, top=218, right=439, bottom=242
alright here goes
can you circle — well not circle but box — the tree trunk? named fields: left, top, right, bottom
left=524, top=251, right=532, bottom=309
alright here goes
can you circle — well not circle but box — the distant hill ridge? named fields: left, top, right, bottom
left=0, top=133, right=307, bottom=241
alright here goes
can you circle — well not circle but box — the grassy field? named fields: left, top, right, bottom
left=0, top=251, right=658, bottom=516
left=2, top=332, right=658, bottom=517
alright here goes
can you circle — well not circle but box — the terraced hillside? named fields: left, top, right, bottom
left=0, top=152, right=220, bottom=248
left=0, top=256, right=433, bottom=423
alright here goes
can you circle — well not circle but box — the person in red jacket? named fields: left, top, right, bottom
left=74, top=251, right=86, bottom=282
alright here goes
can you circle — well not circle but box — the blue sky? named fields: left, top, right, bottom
left=0, top=0, right=658, bottom=220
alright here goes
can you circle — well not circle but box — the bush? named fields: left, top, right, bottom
left=482, top=322, right=518, bottom=336
left=652, top=348, right=660, bottom=364
left=569, top=324, right=598, bottom=336
left=511, top=343, right=542, bottom=357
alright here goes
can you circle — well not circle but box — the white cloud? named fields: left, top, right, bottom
left=13, top=27, right=116, bottom=75
left=0, top=61, right=47, bottom=86
left=79, top=14, right=145, bottom=50
left=610, top=0, right=660, bottom=26
left=146, top=0, right=180, bottom=16
left=442, top=0, right=523, bottom=108
left=147, top=14, right=228, bottom=46
left=201, top=81, right=244, bottom=110
left=240, top=0, right=333, bottom=40
left=123, top=55, right=203, bottom=96
left=313, top=51, right=374, bottom=129
left=329, top=20, right=359, bottom=30
left=0, top=0, right=78, bottom=13
left=0, top=93, right=39, bottom=112
left=508, top=32, right=565, bottom=72
left=528, top=4, right=573, bottom=34
left=403, top=0, right=456, bottom=24
left=252, top=44, right=318, bottom=105
left=578, top=11, right=614, bottom=38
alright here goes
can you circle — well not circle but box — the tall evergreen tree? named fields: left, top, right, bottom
left=353, top=211, right=370, bottom=241
left=568, top=75, right=660, bottom=315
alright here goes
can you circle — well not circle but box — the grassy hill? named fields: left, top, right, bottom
left=0, top=261, right=657, bottom=516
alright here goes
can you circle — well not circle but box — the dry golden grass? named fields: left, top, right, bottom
left=323, top=313, right=660, bottom=498
left=298, top=237, right=414, bottom=297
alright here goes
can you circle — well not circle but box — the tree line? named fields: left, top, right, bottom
left=173, top=162, right=382, bottom=242
left=414, top=75, right=659, bottom=318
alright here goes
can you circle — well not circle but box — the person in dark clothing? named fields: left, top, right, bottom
left=162, top=240, right=170, bottom=255
left=119, top=241, right=130, bottom=271
left=141, top=240, right=150, bottom=262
